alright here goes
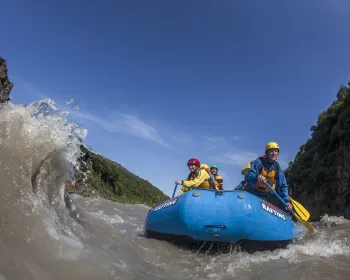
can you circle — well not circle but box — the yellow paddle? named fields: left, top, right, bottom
left=264, top=182, right=316, bottom=234
left=290, top=198, right=310, bottom=221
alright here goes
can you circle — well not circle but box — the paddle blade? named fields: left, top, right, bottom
left=293, top=211, right=316, bottom=234
left=291, top=198, right=310, bottom=221
left=302, top=220, right=316, bottom=233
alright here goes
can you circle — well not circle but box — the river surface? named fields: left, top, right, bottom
left=1, top=100, right=350, bottom=280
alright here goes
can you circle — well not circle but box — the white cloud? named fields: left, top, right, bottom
left=76, top=111, right=172, bottom=149
left=65, top=98, right=74, bottom=105
left=11, top=78, right=239, bottom=154
left=210, top=151, right=258, bottom=167
left=12, top=77, right=47, bottom=100
left=76, top=112, right=242, bottom=155
left=210, top=151, right=292, bottom=170
left=203, top=135, right=241, bottom=149
left=113, top=113, right=167, bottom=146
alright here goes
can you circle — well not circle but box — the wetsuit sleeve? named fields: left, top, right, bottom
left=276, top=166, right=290, bottom=202
left=179, top=170, right=209, bottom=194
left=245, top=159, right=262, bottom=185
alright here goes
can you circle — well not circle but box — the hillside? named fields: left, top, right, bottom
left=285, top=81, right=350, bottom=221
left=69, top=145, right=169, bottom=206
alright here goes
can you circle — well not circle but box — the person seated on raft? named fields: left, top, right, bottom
left=204, top=164, right=216, bottom=183
left=235, top=159, right=255, bottom=190
left=175, top=158, right=217, bottom=195
left=244, top=142, right=293, bottom=211
left=210, top=165, right=224, bottom=190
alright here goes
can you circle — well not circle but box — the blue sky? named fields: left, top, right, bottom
left=2, top=0, right=350, bottom=197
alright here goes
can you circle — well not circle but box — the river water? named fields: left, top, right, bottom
left=0, top=100, right=349, bottom=280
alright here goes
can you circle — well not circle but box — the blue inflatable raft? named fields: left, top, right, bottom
left=144, top=189, right=301, bottom=250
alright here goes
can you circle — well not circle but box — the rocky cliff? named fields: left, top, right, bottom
left=285, top=82, right=350, bottom=221
left=0, top=57, right=14, bottom=103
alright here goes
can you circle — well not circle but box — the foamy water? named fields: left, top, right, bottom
left=0, top=99, right=350, bottom=280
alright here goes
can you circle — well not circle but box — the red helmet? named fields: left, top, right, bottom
left=187, top=158, right=200, bottom=166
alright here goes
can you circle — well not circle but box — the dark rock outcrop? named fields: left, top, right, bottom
left=0, top=57, right=14, bottom=103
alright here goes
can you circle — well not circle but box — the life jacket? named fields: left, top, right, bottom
left=241, top=159, right=255, bottom=176
left=251, top=157, right=280, bottom=193
left=214, top=174, right=223, bottom=190
left=187, top=164, right=216, bottom=190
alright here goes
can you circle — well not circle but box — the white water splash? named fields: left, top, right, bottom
left=319, top=214, right=350, bottom=227
left=89, top=210, right=125, bottom=225
left=199, top=227, right=350, bottom=279
left=1, top=99, right=87, bottom=229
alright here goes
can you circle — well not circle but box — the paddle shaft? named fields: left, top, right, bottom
left=264, top=182, right=316, bottom=233
left=172, top=184, right=178, bottom=198
left=263, top=181, right=295, bottom=215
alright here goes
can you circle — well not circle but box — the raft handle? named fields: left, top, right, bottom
left=205, top=224, right=226, bottom=229
left=215, top=190, right=224, bottom=196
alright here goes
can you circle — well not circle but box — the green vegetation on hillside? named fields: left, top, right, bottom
left=72, top=145, right=169, bottom=206
left=285, top=82, right=350, bottom=216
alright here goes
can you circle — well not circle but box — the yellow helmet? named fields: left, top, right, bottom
left=265, top=142, right=280, bottom=153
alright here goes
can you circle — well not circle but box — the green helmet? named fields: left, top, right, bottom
left=210, top=165, right=218, bottom=170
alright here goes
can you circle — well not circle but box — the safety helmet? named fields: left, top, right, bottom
left=187, top=158, right=200, bottom=166
left=210, top=165, right=218, bottom=170
left=265, top=142, right=280, bottom=153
